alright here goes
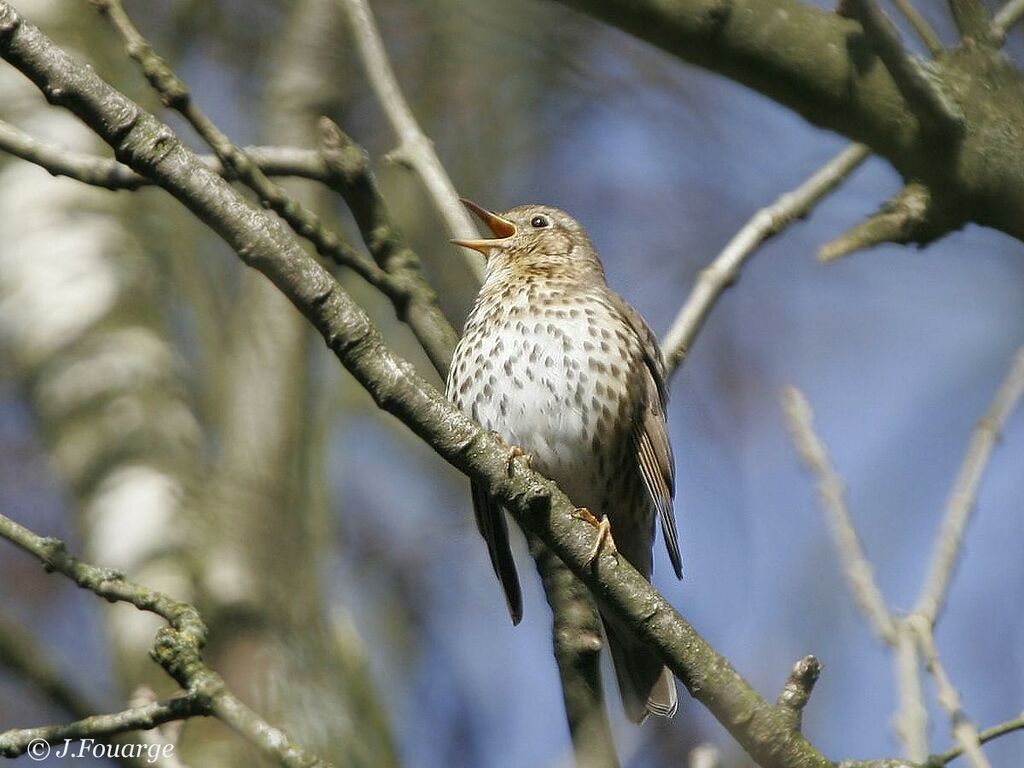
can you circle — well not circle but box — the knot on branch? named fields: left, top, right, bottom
left=777, top=655, right=823, bottom=730
left=819, top=182, right=940, bottom=261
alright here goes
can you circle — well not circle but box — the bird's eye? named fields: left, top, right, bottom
left=530, top=215, right=551, bottom=229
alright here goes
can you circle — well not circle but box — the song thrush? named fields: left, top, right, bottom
left=447, top=199, right=682, bottom=722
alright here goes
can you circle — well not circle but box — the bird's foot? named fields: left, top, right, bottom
left=573, top=507, right=619, bottom=566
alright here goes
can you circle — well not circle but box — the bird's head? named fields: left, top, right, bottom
left=453, top=199, right=605, bottom=282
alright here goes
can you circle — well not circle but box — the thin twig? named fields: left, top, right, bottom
left=909, top=616, right=990, bottom=768
left=0, top=694, right=208, bottom=758
left=92, top=0, right=460, bottom=380
left=0, top=118, right=358, bottom=190
left=929, top=712, right=1024, bottom=766
left=991, top=0, right=1024, bottom=39
left=891, top=0, right=945, bottom=55
left=843, top=0, right=962, bottom=139
left=894, top=620, right=929, bottom=761
left=914, top=347, right=1024, bottom=624
left=0, top=510, right=333, bottom=767
left=339, top=0, right=484, bottom=282
left=93, top=0, right=391, bottom=288
left=661, top=144, right=868, bottom=375
left=782, top=388, right=897, bottom=643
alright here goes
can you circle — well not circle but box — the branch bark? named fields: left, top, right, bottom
left=554, top=0, right=1024, bottom=245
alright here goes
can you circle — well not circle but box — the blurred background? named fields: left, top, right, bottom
left=1, top=0, right=1022, bottom=766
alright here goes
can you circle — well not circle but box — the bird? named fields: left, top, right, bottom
left=446, top=199, right=682, bottom=722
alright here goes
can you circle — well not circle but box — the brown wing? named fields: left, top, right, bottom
left=613, top=294, right=682, bottom=579
left=471, top=480, right=523, bottom=624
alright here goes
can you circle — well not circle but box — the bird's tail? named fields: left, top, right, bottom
left=603, top=614, right=677, bottom=722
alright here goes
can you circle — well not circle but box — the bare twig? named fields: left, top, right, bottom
left=842, top=0, right=962, bottom=138
left=317, top=117, right=460, bottom=376
left=819, top=182, right=932, bottom=261
left=892, top=0, right=945, bottom=55
left=93, top=0, right=395, bottom=288
left=929, top=712, right=1024, bottom=765
left=340, top=0, right=484, bottom=282
left=894, top=621, right=929, bottom=761
left=0, top=693, right=207, bottom=758
left=0, top=118, right=344, bottom=190
left=91, top=0, right=461, bottom=381
left=991, top=0, right=1024, bottom=40
left=0, top=510, right=332, bottom=766
left=661, top=143, right=868, bottom=375
left=914, top=347, right=1024, bottom=624
left=909, top=616, right=989, bottom=768
left=782, top=388, right=897, bottom=643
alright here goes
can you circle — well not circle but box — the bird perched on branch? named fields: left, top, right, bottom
left=446, top=199, right=682, bottom=722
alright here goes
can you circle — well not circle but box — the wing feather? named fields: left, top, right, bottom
left=612, top=294, right=683, bottom=580
left=471, top=480, right=523, bottom=624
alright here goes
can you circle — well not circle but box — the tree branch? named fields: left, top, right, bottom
left=991, top=0, right=1024, bottom=41
left=819, top=182, right=933, bottom=261
left=555, top=0, right=1024, bottom=245
left=782, top=388, right=898, bottom=644
left=891, top=0, right=944, bottom=56
left=339, top=0, right=484, bottom=282
left=913, top=347, right=1024, bottom=625
left=0, top=118, right=336, bottom=190
left=909, top=617, right=989, bottom=768
left=0, top=9, right=835, bottom=764
left=661, top=143, right=868, bottom=376
left=0, top=511, right=331, bottom=767
left=840, top=0, right=962, bottom=139
left=530, top=536, right=619, bottom=768
left=776, top=656, right=822, bottom=733
left=946, top=0, right=991, bottom=42
left=928, top=712, right=1024, bottom=766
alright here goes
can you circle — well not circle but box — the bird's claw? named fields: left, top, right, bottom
left=572, top=507, right=619, bottom=566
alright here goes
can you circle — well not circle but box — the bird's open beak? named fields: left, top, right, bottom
left=451, top=198, right=516, bottom=255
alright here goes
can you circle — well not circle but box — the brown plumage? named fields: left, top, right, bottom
left=446, top=200, right=681, bottom=722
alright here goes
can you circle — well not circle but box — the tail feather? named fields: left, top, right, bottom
left=603, top=615, right=678, bottom=722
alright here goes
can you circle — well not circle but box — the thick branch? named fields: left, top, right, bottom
left=0, top=9, right=832, bottom=765
left=555, top=0, right=1024, bottom=245
left=841, top=0, right=962, bottom=139
left=530, top=536, right=619, bottom=768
